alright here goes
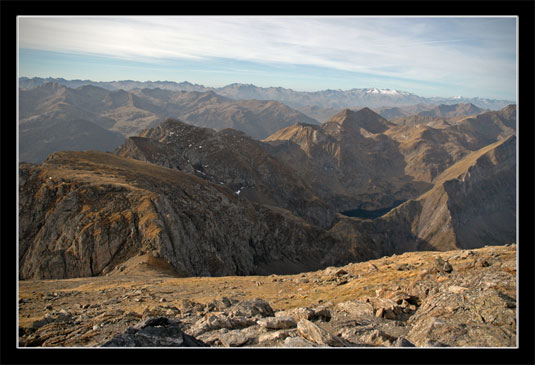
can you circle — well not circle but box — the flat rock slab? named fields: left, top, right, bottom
left=189, top=314, right=257, bottom=337
left=297, top=319, right=348, bottom=347
left=283, top=336, right=318, bottom=347
left=257, top=316, right=296, bottom=330
left=258, top=329, right=294, bottom=344
left=337, top=300, right=375, bottom=318
left=218, top=329, right=252, bottom=347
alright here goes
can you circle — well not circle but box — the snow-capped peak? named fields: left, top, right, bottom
left=378, top=89, right=400, bottom=95
left=365, top=88, right=403, bottom=96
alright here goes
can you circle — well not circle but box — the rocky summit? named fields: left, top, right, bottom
left=263, top=107, right=431, bottom=211
left=18, top=244, right=516, bottom=347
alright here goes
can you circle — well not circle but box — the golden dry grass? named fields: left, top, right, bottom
left=19, top=245, right=515, bottom=329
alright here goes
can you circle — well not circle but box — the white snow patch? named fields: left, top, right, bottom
left=379, top=89, right=399, bottom=95
left=365, top=88, right=405, bottom=95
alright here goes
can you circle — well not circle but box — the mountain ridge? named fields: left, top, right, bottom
left=19, top=132, right=516, bottom=280
left=19, top=77, right=514, bottom=110
left=19, top=82, right=320, bottom=163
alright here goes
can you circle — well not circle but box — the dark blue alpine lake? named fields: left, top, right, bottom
left=341, top=199, right=407, bottom=219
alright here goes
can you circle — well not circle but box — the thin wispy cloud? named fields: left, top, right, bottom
left=18, top=16, right=516, bottom=99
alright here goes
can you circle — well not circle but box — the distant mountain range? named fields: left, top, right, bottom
left=19, top=82, right=318, bottom=162
left=19, top=80, right=515, bottom=165
left=19, top=77, right=514, bottom=111
left=375, top=103, right=487, bottom=120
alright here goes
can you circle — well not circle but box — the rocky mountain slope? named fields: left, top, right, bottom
left=17, top=77, right=519, bottom=350
left=18, top=244, right=517, bottom=347
left=330, top=135, right=516, bottom=254
left=19, top=109, right=125, bottom=164
left=19, top=83, right=319, bottom=163
left=385, top=105, right=516, bottom=183
left=19, top=150, right=362, bottom=280
left=263, top=108, right=433, bottom=211
left=114, top=119, right=334, bottom=228
left=265, top=105, right=515, bottom=197
left=111, top=105, right=516, bottom=250
left=126, top=88, right=319, bottom=139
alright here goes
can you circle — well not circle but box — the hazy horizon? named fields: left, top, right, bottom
left=18, top=16, right=517, bottom=100
left=19, top=75, right=517, bottom=103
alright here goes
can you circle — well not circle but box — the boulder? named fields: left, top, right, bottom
left=257, top=316, right=297, bottom=330
left=227, top=298, right=274, bottom=318
left=276, top=307, right=315, bottom=321
left=258, top=330, right=294, bottom=344
left=337, top=300, right=375, bottom=318
left=393, top=337, right=415, bottom=347
left=101, top=317, right=207, bottom=347
left=283, top=336, right=318, bottom=347
left=189, top=315, right=257, bottom=337
left=297, top=319, right=348, bottom=347
left=435, top=257, right=453, bottom=273
left=218, top=329, right=254, bottom=347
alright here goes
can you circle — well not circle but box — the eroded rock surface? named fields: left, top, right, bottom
left=19, top=151, right=359, bottom=280
left=19, top=245, right=516, bottom=348
left=101, top=317, right=207, bottom=347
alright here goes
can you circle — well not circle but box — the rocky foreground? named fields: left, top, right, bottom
left=18, top=244, right=516, bottom=347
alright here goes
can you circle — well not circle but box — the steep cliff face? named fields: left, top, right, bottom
left=384, top=124, right=473, bottom=183
left=115, top=119, right=336, bottom=228
left=328, top=135, right=516, bottom=256
left=19, top=151, right=353, bottom=280
left=435, top=135, right=516, bottom=249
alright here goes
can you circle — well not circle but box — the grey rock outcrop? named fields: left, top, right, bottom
left=297, top=319, right=350, bottom=347
left=257, top=316, right=297, bottom=330
left=101, top=317, right=206, bottom=347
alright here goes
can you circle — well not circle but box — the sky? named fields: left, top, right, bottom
left=18, top=16, right=517, bottom=100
